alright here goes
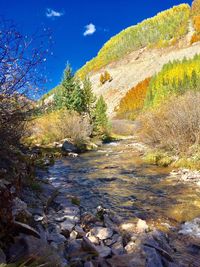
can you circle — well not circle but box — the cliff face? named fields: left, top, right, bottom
left=88, top=41, right=200, bottom=117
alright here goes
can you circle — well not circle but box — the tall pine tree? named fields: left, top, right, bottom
left=93, top=96, right=109, bottom=134
left=83, top=77, right=96, bottom=119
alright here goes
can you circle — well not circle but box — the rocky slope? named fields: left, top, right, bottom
left=89, top=40, right=200, bottom=117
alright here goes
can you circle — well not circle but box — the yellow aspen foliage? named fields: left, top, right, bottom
left=145, top=54, right=200, bottom=108
left=77, top=4, right=190, bottom=79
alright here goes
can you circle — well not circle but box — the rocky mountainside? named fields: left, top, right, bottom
left=88, top=41, right=200, bottom=116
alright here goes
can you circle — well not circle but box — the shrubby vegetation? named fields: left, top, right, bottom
left=100, top=71, right=112, bottom=85
left=26, top=110, right=92, bottom=147
left=116, top=78, right=151, bottom=119
left=138, top=92, right=200, bottom=165
left=144, top=54, right=200, bottom=108
left=77, top=4, right=190, bottom=78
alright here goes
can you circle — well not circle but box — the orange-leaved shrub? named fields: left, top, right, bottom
left=137, top=91, right=200, bottom=152
left=116, top=78, right=151, bottom=119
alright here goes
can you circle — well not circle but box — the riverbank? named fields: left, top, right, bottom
left=1, top=138, right=200, bottom=266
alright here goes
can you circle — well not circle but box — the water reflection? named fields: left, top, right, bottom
left=43, top=140, right=200, bottom=227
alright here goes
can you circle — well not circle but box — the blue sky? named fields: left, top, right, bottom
left=0, top=0, right=192, bottom=95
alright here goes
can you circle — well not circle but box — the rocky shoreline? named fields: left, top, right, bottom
left=1, top=165, right=200, bottom=267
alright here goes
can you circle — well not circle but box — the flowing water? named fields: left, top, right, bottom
left=43, top=139, right=200, bottom=228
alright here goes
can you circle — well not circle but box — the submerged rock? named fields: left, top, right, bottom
left=179, top=218, right=200, bottom=238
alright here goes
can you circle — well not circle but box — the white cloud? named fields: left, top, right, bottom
left=83, top=23, right=96, bottom=36
left=46, top=8, right=64, bottom=18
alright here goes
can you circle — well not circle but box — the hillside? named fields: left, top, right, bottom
left=89, top=42, right=200, bottom=116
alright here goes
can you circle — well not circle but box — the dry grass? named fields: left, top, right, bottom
left=25, top=109, right=92, bottom=146
left=138, top=92, right=200, bottom=153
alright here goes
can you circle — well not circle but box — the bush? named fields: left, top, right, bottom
left=100, top=71, right=112, bottom=85
left=26, top=110, right=92, bottom=147
left=138, top=92, right=200, bottom=152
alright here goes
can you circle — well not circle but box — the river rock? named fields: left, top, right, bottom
left=34, top=215, right=44, bottom=222
left=144, top=246, right=163, bottom=267
left=111, top=237, right=124, bottom=255
left=75, top=225, right=86, bottom=237
left=68, top=152, right=79, bottom=158
left=60, top=220, right=74, bottom=237
left=62, top=141, right=78, bottom=153
left=9, top=234, right=61, bottom=265
left=12, top=197, right=32, bottom=222
left=70, top=230, right=78, bottom=240
left=81, top=236, right=99, bottom=255
left=86, top=234, right=100, bottom=245
left=136, top=219, right=149, bottom=233
left=125, top=241, right=137, bottom=254
left=67, top=239, right=82, bottom=258
left=96, top=245, right=112, bottom=258
left=179, top=217, right=200, bottom=238
left=90, top=227, right=113, bottom=240
left=47, top=231, right=67, bottom=244
left=104, top=233, right=121, bottom=246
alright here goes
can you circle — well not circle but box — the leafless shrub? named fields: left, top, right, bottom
left=0, top=18, right=50, bottom=151
left=137, top=91, right=200, bottom=152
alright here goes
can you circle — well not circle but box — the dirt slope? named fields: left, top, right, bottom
left=89, top=41, right=200, bottom=117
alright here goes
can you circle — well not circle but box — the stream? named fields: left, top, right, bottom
left=42, top=138, right=200, bottom=229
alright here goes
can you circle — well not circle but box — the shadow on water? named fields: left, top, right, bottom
left=41, top=139, right=200, bottom=228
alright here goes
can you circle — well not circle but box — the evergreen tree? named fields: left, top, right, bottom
left=83, top=77, right=96, bottom=118
left=71, top=79, right=86, bottom=113
left=54, top=86, right=64, bottom=109
left=93, top=96, right=109, bottom=134
left=62, top=64, right=75, bottom=110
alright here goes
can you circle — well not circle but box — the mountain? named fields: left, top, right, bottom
left=43, top=1, right=200, bottom=117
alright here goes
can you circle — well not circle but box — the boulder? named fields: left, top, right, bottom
left=62, top=141, right=78, bottom=153
left=8, top=234, right=61, bottom=265
left=90, top=227, right=113, bottom=240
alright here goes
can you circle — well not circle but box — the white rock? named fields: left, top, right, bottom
left=136, top=219, right=148, bottom=233
left=90, top=227, right=113, bottom=240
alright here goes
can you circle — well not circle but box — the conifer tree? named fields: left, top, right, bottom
left=62, top=64, right=75, bottom=110
left=93, top=96, right=109, bottom=134
left=70, top=79, right=86, bottom=113
left=83, top=77, right=96, bottom=118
